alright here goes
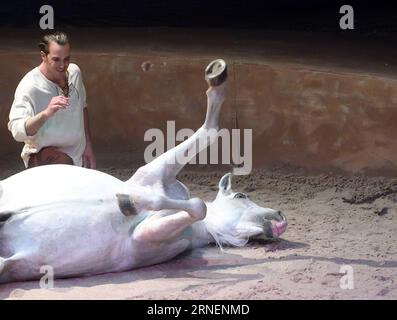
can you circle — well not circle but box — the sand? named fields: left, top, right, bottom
left=0, top=165, right=396, bottom=300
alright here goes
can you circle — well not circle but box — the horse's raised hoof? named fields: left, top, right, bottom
left=205, top=59, right=227, bottom=87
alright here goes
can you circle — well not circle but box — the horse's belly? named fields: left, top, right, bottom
left=1, top=205, right=138, bottom=279
left=0, top=165, right=191, bottom=281
left=0, top=165, right=128, bottom=210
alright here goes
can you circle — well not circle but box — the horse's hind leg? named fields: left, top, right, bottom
left=0, top=257, right=4, bottom=275
left=0, top=257, right=12, bottom=284
left=0, top=255, right=33, bottom=284
left=128, top=83, right=226, bottom=186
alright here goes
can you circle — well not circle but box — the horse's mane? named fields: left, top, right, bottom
left=204, top=207, right=249, bottom=250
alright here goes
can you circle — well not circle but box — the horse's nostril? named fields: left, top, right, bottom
left=279, top=212, right=287, bottom=223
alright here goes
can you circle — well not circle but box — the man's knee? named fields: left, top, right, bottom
left=28, top=147, right=73, bottom=168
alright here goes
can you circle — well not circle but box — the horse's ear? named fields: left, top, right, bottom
left=218, top=172, right=232, bottom=195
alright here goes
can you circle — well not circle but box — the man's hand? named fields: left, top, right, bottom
left=82, top=140, right=96, bottom=169
left=43, top=96, right=70, bottom=118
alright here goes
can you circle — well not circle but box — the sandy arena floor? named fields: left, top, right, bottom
left=0, top=165, right=396, bottom=300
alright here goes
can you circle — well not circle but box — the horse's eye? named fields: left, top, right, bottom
left=234, top=193, right=247, bottom=199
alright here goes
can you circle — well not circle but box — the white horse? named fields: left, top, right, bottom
left=0, top=70, right=287, bottom=284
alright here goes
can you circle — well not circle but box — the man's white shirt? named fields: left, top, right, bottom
left=8, top=63, right=87, bottom=167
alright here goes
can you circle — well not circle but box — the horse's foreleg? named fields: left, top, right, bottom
left=129, top=84, right=226, bottom=185
left=130, top=195, right=206, bottom=242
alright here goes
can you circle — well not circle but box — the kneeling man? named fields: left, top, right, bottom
left=8, top=31, right=96, bottom=169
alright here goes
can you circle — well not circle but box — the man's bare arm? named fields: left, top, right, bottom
left=82, top=107, right=96, bottom=169
left=83, top=108, right=92, bottom=144
left=25, top=111, right=50, bottom=136
left=25, top=96, right=69, bottom=136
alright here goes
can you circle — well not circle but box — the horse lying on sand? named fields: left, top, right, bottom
left=0, top=62, right=287, bottom=284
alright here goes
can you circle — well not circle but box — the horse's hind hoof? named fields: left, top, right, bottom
left=205, top=59, right=227, bottom=87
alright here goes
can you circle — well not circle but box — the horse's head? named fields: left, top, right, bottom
left=205, top=173, right=288, bottom=247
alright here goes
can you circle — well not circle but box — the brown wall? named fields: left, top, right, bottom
left=1, top=51, right=397, bottom=175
